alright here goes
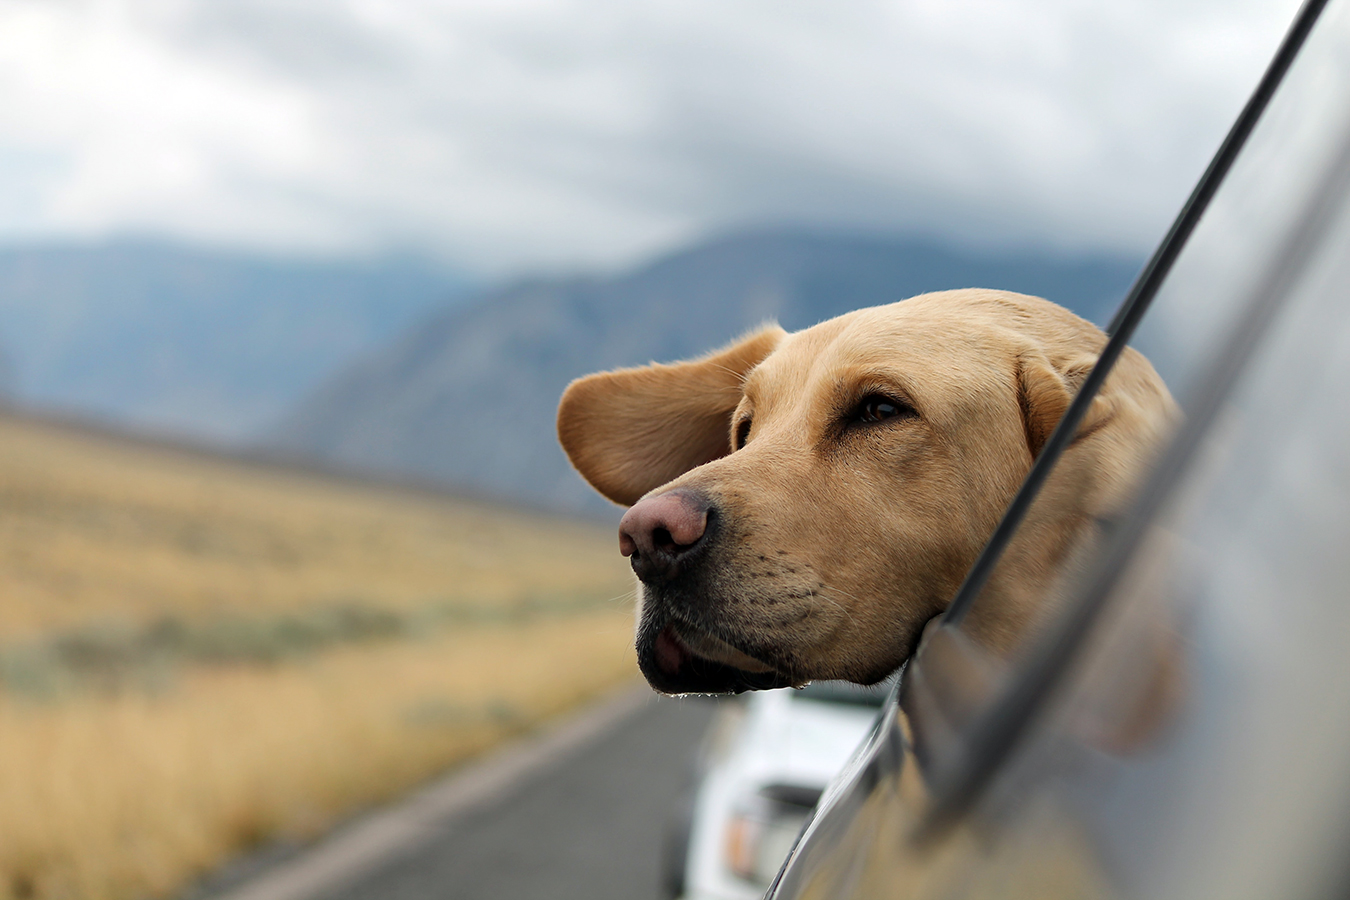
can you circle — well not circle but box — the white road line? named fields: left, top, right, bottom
left=210, top=682, right=653, bottom=900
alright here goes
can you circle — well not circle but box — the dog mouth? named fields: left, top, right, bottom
left=640, top=620, right=796, bottom=695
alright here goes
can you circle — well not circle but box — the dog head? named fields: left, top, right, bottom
left=557, top=290, right=1173, bottom=694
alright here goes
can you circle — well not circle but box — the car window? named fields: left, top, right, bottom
left=770, top=0, right=1350, bottom=896
left=906, top=0, right=1344, bottom=754
left=903, top=74, right=1350, bottom=897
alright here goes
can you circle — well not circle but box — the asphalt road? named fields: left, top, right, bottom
left=319, top=693, right=720, bottom=900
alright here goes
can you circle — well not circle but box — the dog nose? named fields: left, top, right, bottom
left=619, top=490, right=710, bottom=583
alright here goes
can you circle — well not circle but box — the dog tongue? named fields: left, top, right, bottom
left=654, top=626, right=690, bottom=675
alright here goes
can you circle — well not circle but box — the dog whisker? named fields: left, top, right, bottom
left=810, top=585, right=861, bottom=622
left=601, top=587, right=641, bottom=606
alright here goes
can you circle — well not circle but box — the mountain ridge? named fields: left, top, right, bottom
left=264, top=228, right=1143, bottom=516
left=0, top=240, right=469, bottom=442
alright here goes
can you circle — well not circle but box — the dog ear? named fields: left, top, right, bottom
left=1017, top=351, right=1102, bottom=461
left=558, top=325, right=786, bottom=506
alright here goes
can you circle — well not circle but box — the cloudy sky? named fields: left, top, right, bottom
left=0, top=0, right=1303, bottom=275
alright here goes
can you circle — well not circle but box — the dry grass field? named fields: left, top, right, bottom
left=0, top=413, right=637, bottom=900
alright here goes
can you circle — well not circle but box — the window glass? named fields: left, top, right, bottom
left=940, top=0, right=1350, bottom=677
left=773, top=5, right=1350, bottom=897
left=975, top=97, right=1350, bottom=900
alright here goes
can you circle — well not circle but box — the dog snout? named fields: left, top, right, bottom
left=618, top=490, right=711, bottom=583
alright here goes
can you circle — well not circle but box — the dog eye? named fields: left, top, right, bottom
left=854, top=395, right=914, bottom=424
left=734, top=418, right=752, bottom=449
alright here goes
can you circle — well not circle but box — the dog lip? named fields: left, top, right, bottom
left=641, top=622, right=794, bottom=695
left=654, top=624, right=691, bottom=676
left=670, top=621, right=775, bottom=673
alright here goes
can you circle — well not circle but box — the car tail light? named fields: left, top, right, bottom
left=723, top=783, right=822, bottom=886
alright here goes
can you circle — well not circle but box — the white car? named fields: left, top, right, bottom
left=666, top=681, right=890, bottom=900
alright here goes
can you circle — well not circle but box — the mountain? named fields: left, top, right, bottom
left=264, top=229, right=1143, bottom=515
left=0, top=241, right=468, bottom=442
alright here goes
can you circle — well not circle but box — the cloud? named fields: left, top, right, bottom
left=0, top=0, right=1304, bottom=274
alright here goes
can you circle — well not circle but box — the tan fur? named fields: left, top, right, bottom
left=556, top=289, right=1176, bottom=686
left=557, top=326, right=786, bottom=506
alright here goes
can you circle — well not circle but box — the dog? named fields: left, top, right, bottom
left=557, top=289, right=1176, bottom=695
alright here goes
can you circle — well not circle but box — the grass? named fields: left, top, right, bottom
left=0, top=413, right=638, bottom=900
left=0, top=415, right=628, bottom=641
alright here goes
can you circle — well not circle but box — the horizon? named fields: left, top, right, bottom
left=0, top=220, right=1148, bottom=286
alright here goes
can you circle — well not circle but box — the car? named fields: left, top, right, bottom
left=665, top=681, right=891, bottom=900
left=763, top=1, right=1350, bottom=897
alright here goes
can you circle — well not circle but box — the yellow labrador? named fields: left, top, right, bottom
left=557, top=290, right=1175, bottom=694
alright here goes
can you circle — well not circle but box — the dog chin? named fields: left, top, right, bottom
left=637, top=621, right=796, bottom=695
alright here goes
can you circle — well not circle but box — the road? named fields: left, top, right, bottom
left=328, top=693, right=717, bottom=900
left=205, top=689, right=721, bottom=900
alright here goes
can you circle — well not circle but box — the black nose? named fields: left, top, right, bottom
left=618, top=490, right=712, bottom=583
